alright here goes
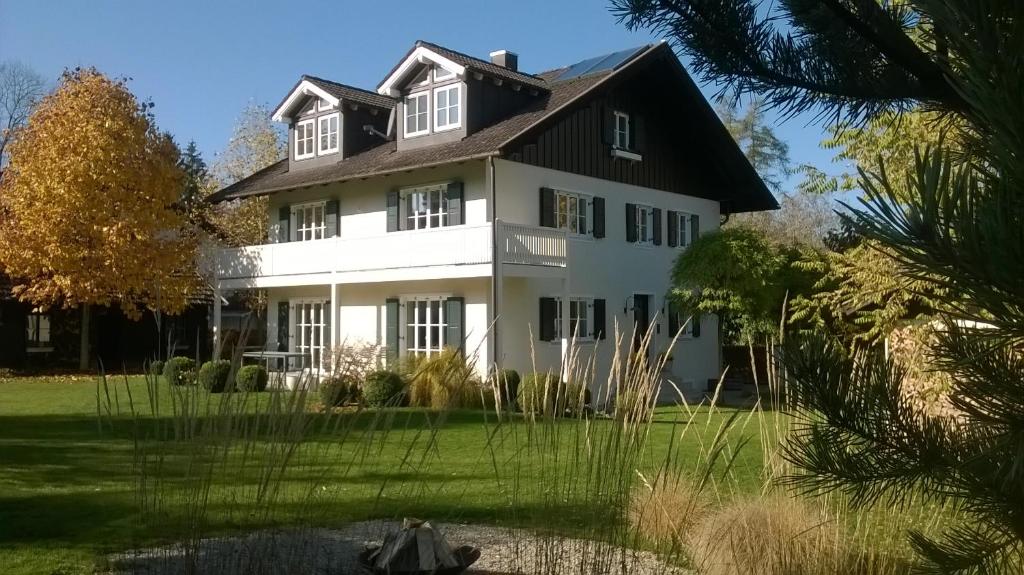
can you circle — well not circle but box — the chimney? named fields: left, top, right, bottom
left=489, top=50, right=518, bottom=72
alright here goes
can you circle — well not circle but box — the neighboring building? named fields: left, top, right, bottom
left=208, top=41, right=776, bottom=397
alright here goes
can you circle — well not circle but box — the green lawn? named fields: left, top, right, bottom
left=0, top=375, right=770, bottom=574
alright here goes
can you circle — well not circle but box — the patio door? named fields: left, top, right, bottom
left=293, top=301, right=326, bottom=369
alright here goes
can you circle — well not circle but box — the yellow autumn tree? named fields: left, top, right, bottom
left=0, top=68, right=198, bottom=369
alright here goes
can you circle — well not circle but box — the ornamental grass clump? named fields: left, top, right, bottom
left=405, top=347, right=479, bottom=409
left=627, top=473, right=708, bottom=549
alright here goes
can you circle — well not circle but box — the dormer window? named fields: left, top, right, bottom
left=613, top=111, right=630, bottom=149
left=434, top=85, right=461, bottom=131
left=318, top=112, right=340, bottom=155
left=295, top=119, right=315, bottom=160
left=405, top=92, right=429, bottom=137
left=317, top=99, right=334, bottom=111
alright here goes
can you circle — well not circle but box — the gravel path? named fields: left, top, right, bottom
left=108, top=520, right=689, bottom=575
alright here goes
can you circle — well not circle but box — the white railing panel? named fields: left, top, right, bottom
left=498, top=221, right=567, bottom=267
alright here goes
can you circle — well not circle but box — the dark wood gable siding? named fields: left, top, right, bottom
left=502, top=63, right=742, bottom=206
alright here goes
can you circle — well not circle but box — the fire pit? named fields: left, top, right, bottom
left=359, top=518, right=481, bottom=575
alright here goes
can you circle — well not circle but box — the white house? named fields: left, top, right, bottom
left=208, top=41, right=777, bottom=396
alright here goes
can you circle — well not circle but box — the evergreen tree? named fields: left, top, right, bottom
left=177, top=140, right=209, bottom=216
left=615, top=1, right=1024, bottom=571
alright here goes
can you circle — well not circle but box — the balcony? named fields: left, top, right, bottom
left=215, top=221, right=566, bottom=288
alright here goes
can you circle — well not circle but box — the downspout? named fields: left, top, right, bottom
left=488, top=155, right=499, bottom=370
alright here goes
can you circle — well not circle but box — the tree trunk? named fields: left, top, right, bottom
left=78, top=304, right=91, bottom=371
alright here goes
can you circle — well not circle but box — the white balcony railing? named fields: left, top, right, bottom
left=215, top=221, right=566, bottom=283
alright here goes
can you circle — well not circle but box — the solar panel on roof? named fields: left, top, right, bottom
left=555, top=46, right=648, bottom=81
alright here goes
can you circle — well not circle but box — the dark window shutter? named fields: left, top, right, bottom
left=668, top=299, right=680, bottom=336
left=602, top=106, right=615, bottom=145
left=592, top=196, right=605, bottom=238
left=278, top=206, right=290, bottom=243
left=539, top=187, right=555, bottom=228
left=690, top=214, right=700, bottom=245
left=277, top=301, right=289, bottom=351
left=593, top=299, right=607, bottom=340
left=446, top=181, right=464, bottom=225
left=633, top=115, right=646, bottom=153
left=325, top=199, right=339, bottom=237
left=445, top=297, right=465, bottom=353
left=692, top=312, right=701, bottom=338
left=323, top=299, right=332, bottom=350
left=667, top=210, right=678, bottom=247
left=386, top=190, right=400, bottom=232
left=625, top=203, right=637, bottom=243
left=538, top=297, right=557, bottom=342
left=385, top=298, right=400, bottom=361
left=652, top=208, right=662, bottom=246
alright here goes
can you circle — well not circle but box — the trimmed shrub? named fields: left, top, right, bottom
left=517, top=372, right=557, bottom=414
left=362, top=370, right=405, bottom=407
left=198, top=360, right=233, bottom=393
left=494, top=368, right=520, bottom=409
left=319, top=375, right=360, bottom=407
left=561, top=380, right=592, bottom=415
left=236, top=365, right=269, bottom=392
left=149, top=360, right=165, bottom=378
left=163, top=356, right=197, bottom=386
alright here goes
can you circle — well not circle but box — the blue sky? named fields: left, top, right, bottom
left=1, top=0, right=838, bottom=190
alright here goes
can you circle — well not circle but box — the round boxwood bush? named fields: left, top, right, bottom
left=198, top=360, right=233, bottom=393
left=362, top=370, right=405, bottom=407
left=494, top=368, right=520, bottom=408
left=236, top=364, right=269, bottom=392
left=163, top=356, right=197, bottom=386
left=149, top=360, right=165, bottom=378
left=319, top=375, right=360, bottom=407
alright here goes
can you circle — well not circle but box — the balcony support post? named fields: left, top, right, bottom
left=212, top=283, right=222, bottom=359
left=560, top=273, right=570, bottom=381
left=330, top=280, right=339, bottom=369
left=493, top=220, right=504, bottom=370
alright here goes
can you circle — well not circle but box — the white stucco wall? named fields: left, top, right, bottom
left=492, top=159, right=721, bottom=398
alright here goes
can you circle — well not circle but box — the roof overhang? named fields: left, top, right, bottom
left=377, top=46, right=466, bottom=97
left=272, top=80, right=341, bottom=122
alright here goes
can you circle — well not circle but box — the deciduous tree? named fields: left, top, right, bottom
left=0, top=61, right=46, bottom=166
left=0, top=69, right=197, bottom=370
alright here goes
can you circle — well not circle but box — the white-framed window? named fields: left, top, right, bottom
left=26, top=312, right=51, bottom=348
left=635, top=204, right=654, bottom=245
left=292, top=300, right=327, bottom=368
left=673, top=211, right=693, bottom=247
left=433, top=66, right=455, bottom=81
left=318, top=112, right=340, bottom=155
left=317, top=98, right=334, bottom=111
left=405, top=297, right=448, bottom=356
left=553, top=297, right=593, bottom=341
left=614, top=111, right=630, bottom=149
left=405, top=92, right=429, bottom=137
left=554, top=190, right=590, bottom=236
left=292, top=201, right=327, bottom=241
left=434, top=84, right=461, bottom=131
left=402, top=184, right=449, bottom=230
left=295, top=119, right=315, bottom=159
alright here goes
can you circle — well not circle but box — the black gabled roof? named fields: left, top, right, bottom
left=302, top=75, right=396, bottom=110
left=379, top=40, right=550, bottom=93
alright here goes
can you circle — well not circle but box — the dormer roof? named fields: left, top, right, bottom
left=377, top=40, right=548, bottom=97
left=272, top=76, right=395, bottom=122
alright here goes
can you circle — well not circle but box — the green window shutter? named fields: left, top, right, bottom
left=539, top=187, right=555, bottom=228
left=667, top=211, right=678, bottom=247
left=446, top=181, right=464, bottom=226
left=690, top=214, right=700, bottom=245
left=602, top=106, right=615, bottom=145
left=385, top=298, right=400, bottom=362
left=278, top=206, right=290, bottom=243
left=386, top=190, right=400, bottom=232
left=592, top=196, right=605, bottom=238
left=277, top=301, right=289, bottom=352
left=445, top=297, right=465, bottom=353
left=692, top=312, right=701, bottom=338
left=625, top=203, right=637, bottom=243
left=668, top=299, right=680, bottom=336
left=538, top=297, right=557, bottom=342
left=652, top=208, right=662, bottom=246
left=593, top=299, right=607, bottom=340
left=325, top=199, right=339, bottom=237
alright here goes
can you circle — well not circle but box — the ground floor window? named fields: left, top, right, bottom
left=26, top=312, right=51, bottom=349
left=555, top=297, right=593, bottom=341
left=405, top=297, right=448, bottom=356
left=293, top=301, right=327, bottom=367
